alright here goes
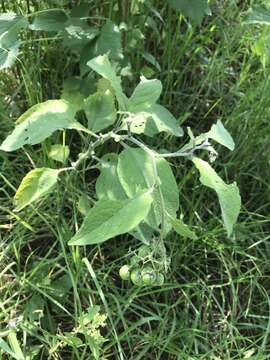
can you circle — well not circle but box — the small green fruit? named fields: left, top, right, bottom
left=130, top=269, right=142, bottom=286
left=142, top=268, right=156, bottom=286
left=155, top=273, right=165, bottom=286
left=138, top=245, right=150, bottom=258
left=130, top=256, right=138, bottom=267
left=119, top=265, right=130, bottom=281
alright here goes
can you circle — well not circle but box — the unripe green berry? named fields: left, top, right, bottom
left=130, top=256, right=138, bottom=267
left=130, top=269, right=143, bottom=286
left=138, top=245, right=150, bottom=258
left=142, top=269, right=156, bottom=285
left=155, top=273, right=165, bottom=286
left=119, top=265, right=130, bottom=281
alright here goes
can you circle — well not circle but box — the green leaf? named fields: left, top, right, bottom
left=68, top=191, right=153, bottom=245
left=122, top=104, right=183, bottom=137
left=95, top=153, right=153, bottom=244
left=48, top=144, right=70, bottom=163
left=96, top=153, right=126, bottom=200
left=143, top=104, right=183, bottom=137
left=62, top=18, right=99, bottom=51
left=0, top=12, right=28, bottom=36
left=84, top=90, right=116, bottom=132
left=180, top=120, right=235, bottom=155
left=168, top=0, right=209, bottom=25
left=194, top=120, right=235, bottom=151
left=0, top=13, right=28, bottom=69
left=87, top=54, right=129, bottom=110
left=0, top=99, right=77, bottom=152
left=94, top=20, right=123, bottom=60
left=80, top=42, right=96, bottom=76
left=170, top=217, right=197, bottom=240
left=77, top=194, right=92, bottom=216
left=245, top=7, right=270, bottom=25
left=192, top=157, right=241, bottom=236
left=97, top=78, right=114, bottom=93
left=50, top=273, right=72, bottom=299
left=66, top=120, right=94, bottom=135
left=207, top=120, right=235, bottom=151
left=30, top=9, right=68, bottom=32
left=70, top=3, right=92, bottom=18
left=129, top=222, right=154, bottom=244
left=0, top=41, right=19, bottom=70
left=129, top=76, right=162, bottom=113
left=117, top=148, right=179, bottom=232
left=14, top=168, right=59, bottom=211
left=24, top=294, right=45, bottom=322
left=61, top=77, right=85, bottom=110
left=61, top=76, right=94, bottom=110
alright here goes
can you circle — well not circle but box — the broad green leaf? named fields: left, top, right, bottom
left=24, top=294, right=45, bottom=322
left=66, top=120, right=94, bottom=135
left=192, top=158, right=241, bottom=236
left=94, top=21, right=123, bottom=60
left=80, top=42, right=96, bottom=76
left=30, top=9, right=68, bottom=32
left=87, top=54, right=129, bottom=110
left=96, top=153, right=126, bottom=200
left=50, top=273, right=73, bottom=299
left=168, top=0, right=209, bottom=25
left=48, top=144, right=70, bottom=163
left=61, top=77, right=85, bottom=110
left=14, top=168, right=59, bottom=211
left=68, top=191, right=153, bottom=245
left=122, top=104, right=183, bottom=137
left=84, top=90, right=116, bottom=132
left=97, top=78, right=114, bottom=93
left=142, top=104, right=183, bottom=137
left=95, top=153, right=154, bottom=244
left=77, top=194, right=92, bottom=216
left=0, top=100, right=76, bottom=152
left=129, top=222, right=154, bottom=245
left=61, top=76, right=94, bottom=110
left=170, top=217, right=197, bottom=240
left=0, top=14, right=28, bottom=44
left=194, top=120, right=235, bottom=151
left=129, top=76, right=162, bottom=112
left=0, top=41, right=19, bottom=70
left=207, top=120, right=235, bottom=151
left=63, top=18, right=99, bottom=51
left=179, top=120, right=235, bottom=155
left=117, top=148, right=179, bottom=232
left=0, top=12, right=28, bottom=35
left=245, top=7, right=270, bottom=25
left=70, top=3, right=92, bottom=18
left=0, top=13, right=28, bottom=69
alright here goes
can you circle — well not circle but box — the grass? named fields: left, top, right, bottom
left=1, top=0, right=270, bottom=359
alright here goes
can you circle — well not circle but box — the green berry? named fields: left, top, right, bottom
left=142, top=268, right=156, bottom=285
left=155, top=273, right=165, bottom=286
left=138, top=245, right=150, bottom=258
left=130, top=256, right=138, bottom=267
left=130, top=269, right=143, bottom=286
left=119, top=265, right=130, bottom=281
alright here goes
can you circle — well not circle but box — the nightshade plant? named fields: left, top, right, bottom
left=0, top=2, right=241, bottom=286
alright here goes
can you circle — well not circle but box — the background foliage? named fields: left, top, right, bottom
left=0, top=0, right=270, bottom=359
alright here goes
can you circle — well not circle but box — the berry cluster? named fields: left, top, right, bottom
left=119, top=245, right=166, bottom=286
